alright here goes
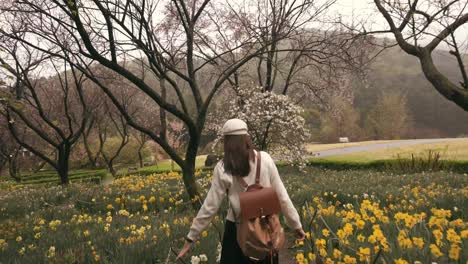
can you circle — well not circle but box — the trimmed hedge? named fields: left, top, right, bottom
left=22, top=175, right=101, bottom=185
left=19, top=170, right=106, bottom=185
left=20, top=170, right=107, bottom=182
left=123, top=166, right=213, bottom=177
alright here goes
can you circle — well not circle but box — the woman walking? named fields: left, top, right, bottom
left=177, top=119, right=305, bottom=263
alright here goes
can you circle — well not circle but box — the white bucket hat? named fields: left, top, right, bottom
left=222, top=118, right=248, bottom=135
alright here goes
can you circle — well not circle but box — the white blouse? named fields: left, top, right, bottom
left=187, top=150, right=302, bottom=241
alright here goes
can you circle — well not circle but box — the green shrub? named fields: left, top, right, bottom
left=305, top=157, right=468, bottom=173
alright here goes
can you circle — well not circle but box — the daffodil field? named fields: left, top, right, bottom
left=0, top=167, right=466, bottom=263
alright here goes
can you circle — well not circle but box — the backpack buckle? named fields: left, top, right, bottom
left=259, top=207, right=265, bottom=218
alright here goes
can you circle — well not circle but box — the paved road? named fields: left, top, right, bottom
left=310, top=138, right=466, bottom=158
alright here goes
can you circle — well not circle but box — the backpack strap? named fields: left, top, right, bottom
left=255, top=151, right=261, bottom=184
left=238, top=175, right=248, bottom=188
left=237, top=150, right=261, bottom=188
left=235, top=150, right=261, bottom=223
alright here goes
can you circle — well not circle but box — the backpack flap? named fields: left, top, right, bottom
left=239, top=187, right=281, bottom=220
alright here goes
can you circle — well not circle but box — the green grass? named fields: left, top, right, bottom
left=0, top=167, right=466, bottom=263
left=4, top=156, right=208, bottom=185
left=5, top=139, right=468, bottom=185
left=135, top=155, right=207, bottom=175
left=13, top=170, right=106, bottom=185
left=305, top=139, right=406, bottom=153
left=278, top=166, right=467, bottom=211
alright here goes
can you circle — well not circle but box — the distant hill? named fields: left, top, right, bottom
left=354, top=46, right=468, bottom=138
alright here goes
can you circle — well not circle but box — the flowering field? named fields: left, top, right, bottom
left=0, top=167, right=466, bottom=263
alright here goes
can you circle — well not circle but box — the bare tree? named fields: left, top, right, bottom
left=87, top=67, right=137, bottom=176
left=82, top=117, right=101, bottom=169
left=0, top=40, right=92, bottom=184
left=0, top=80, right=21, bottom=180
left=134, top=130, right=149, bottom=168
left=132, top=93, right=160, bottom=168
left=167, top=119, right=188, bottom=171
left=0, top=120, right=21, bottom=181
left=0, top=0, right=302, bottom=198
left=202, top=0, right=372, bottom=153
left=365, top=0, right=468, bottom=111
left=98, top=102, right=130, bottom=178
left=224, top=0, right=369, bottom=95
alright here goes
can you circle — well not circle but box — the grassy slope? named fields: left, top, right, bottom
left=320, top=138, right=468, bottom=162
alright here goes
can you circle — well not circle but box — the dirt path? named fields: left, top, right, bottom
left=279, top=248, right=295, bottom=263
left=279, top=237, right=297, bottom=264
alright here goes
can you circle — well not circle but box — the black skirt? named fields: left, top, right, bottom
left=220, top=220, right=280, bottom=264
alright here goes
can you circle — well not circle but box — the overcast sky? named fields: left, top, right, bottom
left=328, top=0, right=467, bottom=51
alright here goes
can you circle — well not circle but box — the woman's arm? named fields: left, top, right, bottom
left=186, top=163, right=228, bottom=242
left=178, top=163, right=228, bottom=259
left=266, top=153, right=303, bottom=230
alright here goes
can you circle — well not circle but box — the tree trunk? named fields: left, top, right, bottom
left=8, top=158, right=20, bottom=182
left=33, top=160, right=48, bottom=173
left=259, top=120, right=273, bottom=151
left=182, top=133, right=201, bottom=201
left=182, top=158, right=199, bottom=204
left=0, top=159, right=5, bottom=176
left=138, top=144, right=144, bottom=168
left=108, top=162, right=117, bottom=178
left=57, top=143, right=70, bottom=185
left=101, top=150, right=117, bottom=178
left=419, top=49, right=468, bottom=111
left=83, top=137, right=96, bottom=168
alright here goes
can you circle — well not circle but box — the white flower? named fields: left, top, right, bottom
left=191, top=255, right=201, bottom=264
left=47, top=246, right=56, bottom=258
left=18, top=247, right=25, bottom=255
left=216, top=242, right=222, bottom=262
left=207, top=86, right=309, bottom=164
left=199, top=254, right=208, bottom=262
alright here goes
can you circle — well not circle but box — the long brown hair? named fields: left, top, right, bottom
left=223, top=135, right=255, bottom=177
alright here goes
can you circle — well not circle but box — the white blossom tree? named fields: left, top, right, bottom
left=210, top=86, right=310, bottom=164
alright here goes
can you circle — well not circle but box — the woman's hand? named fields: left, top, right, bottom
left=295, top=228, right=306, bottom=241
left=176, top=241, right=193, bottom=260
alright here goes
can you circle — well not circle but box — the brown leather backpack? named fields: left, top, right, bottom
left=236, top=151, right=286, bottom=261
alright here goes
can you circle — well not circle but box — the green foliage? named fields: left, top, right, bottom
left=305, top=157, right=468, bottom=174
left=385, top=150, right=447, bottom=172
left=364, top=90, right=412, bottom=140
left=302, top=108, right=322, bottom=137
left=318, top=98, right=362, bottom=142
left=354, top=47, right=468, bottom=138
